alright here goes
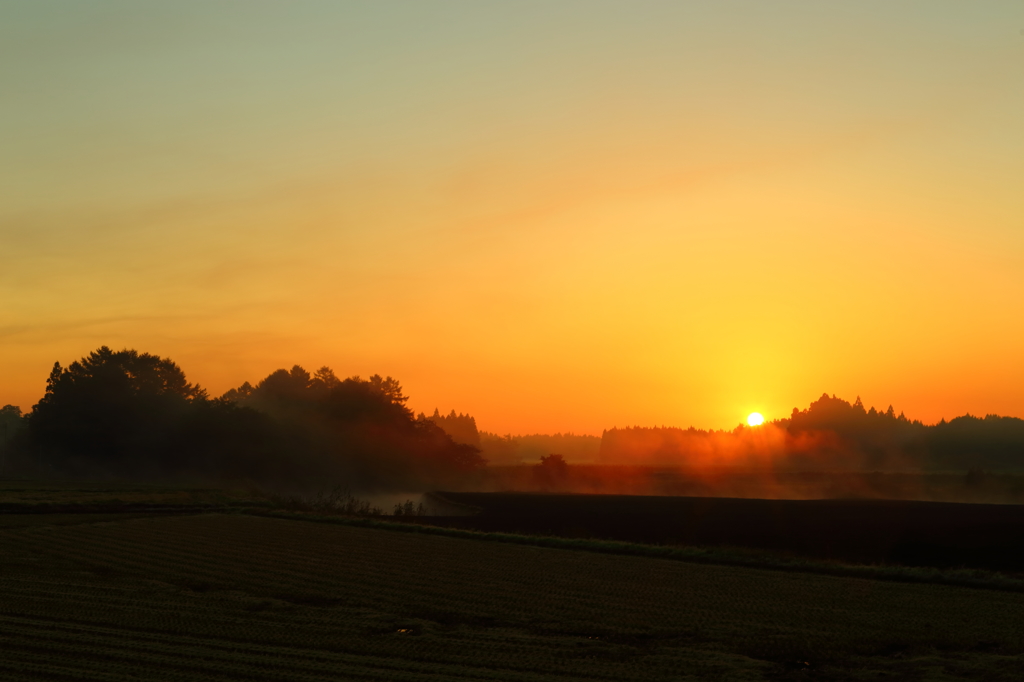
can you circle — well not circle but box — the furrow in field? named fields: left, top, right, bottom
left=7, top=513, right=1024, bottom=681
left=0, top=610, right=640, bottom=681
left=0, top=631, right=532, bottom=682
left=0, top=626, right=634, bottom=682
left=10, top=520, right=598, bottom=625
left=16, top=520, right=395, bottom=601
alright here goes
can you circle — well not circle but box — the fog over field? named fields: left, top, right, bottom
left=4, top=348, right=1024, bottom=505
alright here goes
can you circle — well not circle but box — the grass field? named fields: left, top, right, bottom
left=2, top=510, right=1024, bottom=680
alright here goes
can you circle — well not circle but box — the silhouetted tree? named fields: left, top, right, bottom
left=0, top=405, right=26, bottom=472
left=366, top=374, right=408, bottom=405
left=15, top=348, right=485, bottom=486
left=422, top=408, right=481, bottom=446
left=0, top=404, right=22, bottom=447
left=926, top=414, right=1024, bottom=471
left=219, top=381, right=254, bottom=402
left=534, top=453, right=569, bottom=490
left=221, top=365, right=484, bottom=488
left=785, top=393, right=926, bottom=469
left=29, top=347, right=205, bottom=475
left=312, top=366, right=341, bottom=393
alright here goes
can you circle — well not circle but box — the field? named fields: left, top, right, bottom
left=1, top=496, right=1024, bottom=681
left=478, top=468, right=1024, bottom=504
left=0, top=481, right=269, bottom=511
left=433, top=492, right=1024, bottom=572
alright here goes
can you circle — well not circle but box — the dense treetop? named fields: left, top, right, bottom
left=4, top=347, right=483, bottom=487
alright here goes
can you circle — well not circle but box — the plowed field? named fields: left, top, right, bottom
left=433, top=493, right=1024, bottom=571
left=1, top=512, right=1022, bottom=680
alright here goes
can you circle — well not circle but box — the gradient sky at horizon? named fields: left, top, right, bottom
left=2, top=1, right=1023, bottom=434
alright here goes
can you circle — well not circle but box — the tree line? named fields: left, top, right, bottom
left=0, top=347, right=484, bottom=489
left=5, top=353, right=1022, bottom=483
left=416, top=408, right=600, bottom=465
left=599, top=393, right=1024, bottom=471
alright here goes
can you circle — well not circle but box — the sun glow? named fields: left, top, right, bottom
left=747, top=412, right=765, bottom=427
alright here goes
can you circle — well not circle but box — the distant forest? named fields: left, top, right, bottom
left=0, top=347, right=482, bottom=490
left=417, top=408, right=601, bottom=465
left=600, top=393, right=1024, bottom=472
left=3, top=350, right=1024, bottom=490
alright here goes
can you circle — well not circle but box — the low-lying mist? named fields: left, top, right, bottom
left=3, top=350, right=1024, bottom=504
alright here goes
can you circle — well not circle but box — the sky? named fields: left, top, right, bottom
left=2, top=1, right=1023, bottom=434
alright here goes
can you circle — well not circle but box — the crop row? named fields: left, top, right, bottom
left=6, top=516, right=1019, bottom=641
left=2, top=514, right=1024, bottom=680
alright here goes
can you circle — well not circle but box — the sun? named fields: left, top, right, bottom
left=747, top=412, right=765, bottom=426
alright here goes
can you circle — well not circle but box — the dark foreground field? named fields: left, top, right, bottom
left=433, top=493, right=1024, bottom=572
left=2, top=508, right=1024, bottom=680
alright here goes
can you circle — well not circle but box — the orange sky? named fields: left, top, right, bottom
left=2, top=2, right=1023, bottom=434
